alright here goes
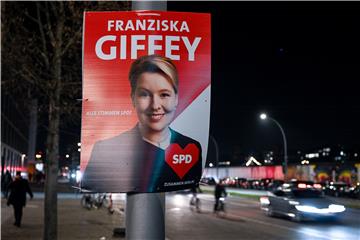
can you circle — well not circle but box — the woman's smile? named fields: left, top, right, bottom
left=148, top=112, right=165, bottom=122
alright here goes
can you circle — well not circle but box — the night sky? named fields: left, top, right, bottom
left=167, top=2, right=360, bottom=155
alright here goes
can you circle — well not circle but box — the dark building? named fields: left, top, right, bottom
left=1, top=93, right=29, bottom=177
left=300, top=145, right=360, bottom=183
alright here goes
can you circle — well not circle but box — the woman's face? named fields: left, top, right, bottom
left=133, top=72, right=178, bottom=134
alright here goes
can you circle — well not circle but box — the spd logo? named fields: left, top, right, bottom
left=165, top=143, right=199, bottom=179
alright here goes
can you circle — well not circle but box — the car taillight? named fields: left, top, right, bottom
left=298, top=183, right=307, bottom=188
left=297, top=183, right=313, bottom=188
left=314, top=184, right=322, bottom=189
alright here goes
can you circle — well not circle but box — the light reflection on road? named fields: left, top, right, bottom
left=171, top=194, right=191, bottom=207
left=166, top=192, right=360, bottom=240
left=296, top=226, right=354, bottom=240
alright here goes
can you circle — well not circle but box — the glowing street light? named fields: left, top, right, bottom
left=260, top=113, right=288, bottom=177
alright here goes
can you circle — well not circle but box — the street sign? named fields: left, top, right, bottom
left=81, top=11, right=211, bottom=193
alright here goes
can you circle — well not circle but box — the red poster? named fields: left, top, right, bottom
left=81, top=11, right=211, bottom=193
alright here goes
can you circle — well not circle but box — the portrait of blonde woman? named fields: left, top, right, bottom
left=82, top=55, right=202, bottom=193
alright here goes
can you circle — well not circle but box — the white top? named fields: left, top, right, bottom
left=142, top=128, right=172, bottom=150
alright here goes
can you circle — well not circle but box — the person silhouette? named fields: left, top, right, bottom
left=214, top=180, right=227, bottom=212
left=7, top=171, right=33, bottom=227
left=2, top=170, right=12, bottom=198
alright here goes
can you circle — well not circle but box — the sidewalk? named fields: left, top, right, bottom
left=1, top=195, right=125, bottom=240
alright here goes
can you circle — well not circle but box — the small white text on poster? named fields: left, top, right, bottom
left=86, top=110, right=132, bottom=116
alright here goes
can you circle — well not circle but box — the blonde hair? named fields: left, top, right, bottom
left=129, top=55, right=179, bottom=96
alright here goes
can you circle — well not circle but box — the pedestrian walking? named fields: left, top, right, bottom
left=189, top=183, right=201, bottom=211
left=7, top=171, right=33, bottom=227
left=1, top=170, right=13, bottom=198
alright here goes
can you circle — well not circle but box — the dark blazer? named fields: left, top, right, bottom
left=7, top=177, right=33, bottom=207
left=82, top=125, right=202, bottom=193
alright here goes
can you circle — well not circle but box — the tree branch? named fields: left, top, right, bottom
left=24, top=10, right=39, bottom=25
left=36, top=2, right=49, bottom=69
left=62, top=81, right=82, bottom=86
left=61, top=28, right=82, bottom=56
left=44, top=2, right=55, bottom=47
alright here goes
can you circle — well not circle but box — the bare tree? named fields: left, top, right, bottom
left=1, top=2, right=130, bottom=239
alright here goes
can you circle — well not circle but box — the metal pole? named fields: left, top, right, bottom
left=125, top=2, right=167, bottom=240
left=269, top=117, right=288, bottom=178
left=132, top=1, right=167, bottom=10
left=210, top=135, right=219, bottom=180
left=126, top=193, right=165, bottom=239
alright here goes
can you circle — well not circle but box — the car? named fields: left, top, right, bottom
left=259, top=178, right=273, bottom=190
left=234, top=177, right=248, bottom=188
left=199, top=177, right=216, bottom=186
left=220, top=177, right=237, bottom=187
left=348, top=183, right=360, bottom=199
left=246, top=179, right=260, bottom=189
left=57, top=175, right=70, bottom=183
left=282, top=180, right=323, bottom=192
left=285, top=179, right=314, bottom=188
left=260, top=182, right=346, bottom=222
left=267, top=179, right=285, bottom=191
left=324, top=182, right=351, bottom=197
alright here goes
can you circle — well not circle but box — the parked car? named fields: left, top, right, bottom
left=259, top=178, right=273, bottom=190
left=221, top=177, right=237, bottom=187
left=348, top=183, right=360, bottom=199
left=283, top=180, right=324, bottom=192
left=267, top=179, right=285, bottom=191
left=234, top=178, right=248, bottom=188
left=260, top=183, right=346, bottom=222
left=247, top=179, right=260, bottom=189
left=285, top=179, right=314, bottom=188
left=200, top=177, right=216, bottom=186
left=324, top=182, right=351, bottom=197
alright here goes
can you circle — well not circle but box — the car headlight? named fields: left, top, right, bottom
left=289, top=200, right=300, bottom=205
left=328, top=204, right=346, bottom=213
left=260, top=196, right=270, bottom=205
left=295, top=204, right=346, bottom=214
left=295, top=205, right=318, bottom=213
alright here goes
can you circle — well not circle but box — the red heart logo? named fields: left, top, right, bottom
left=165, top=143, right=200, bottom=179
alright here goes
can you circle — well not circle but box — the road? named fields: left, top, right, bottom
left=2, top=186, right=359, bottom=240
left=164, top=191, right=360, bottom=240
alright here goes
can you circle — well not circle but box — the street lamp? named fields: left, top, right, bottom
left=260, top=113, right=288, bottom=177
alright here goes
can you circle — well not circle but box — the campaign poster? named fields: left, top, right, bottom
left=81, top=11, right=211, bottom=193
